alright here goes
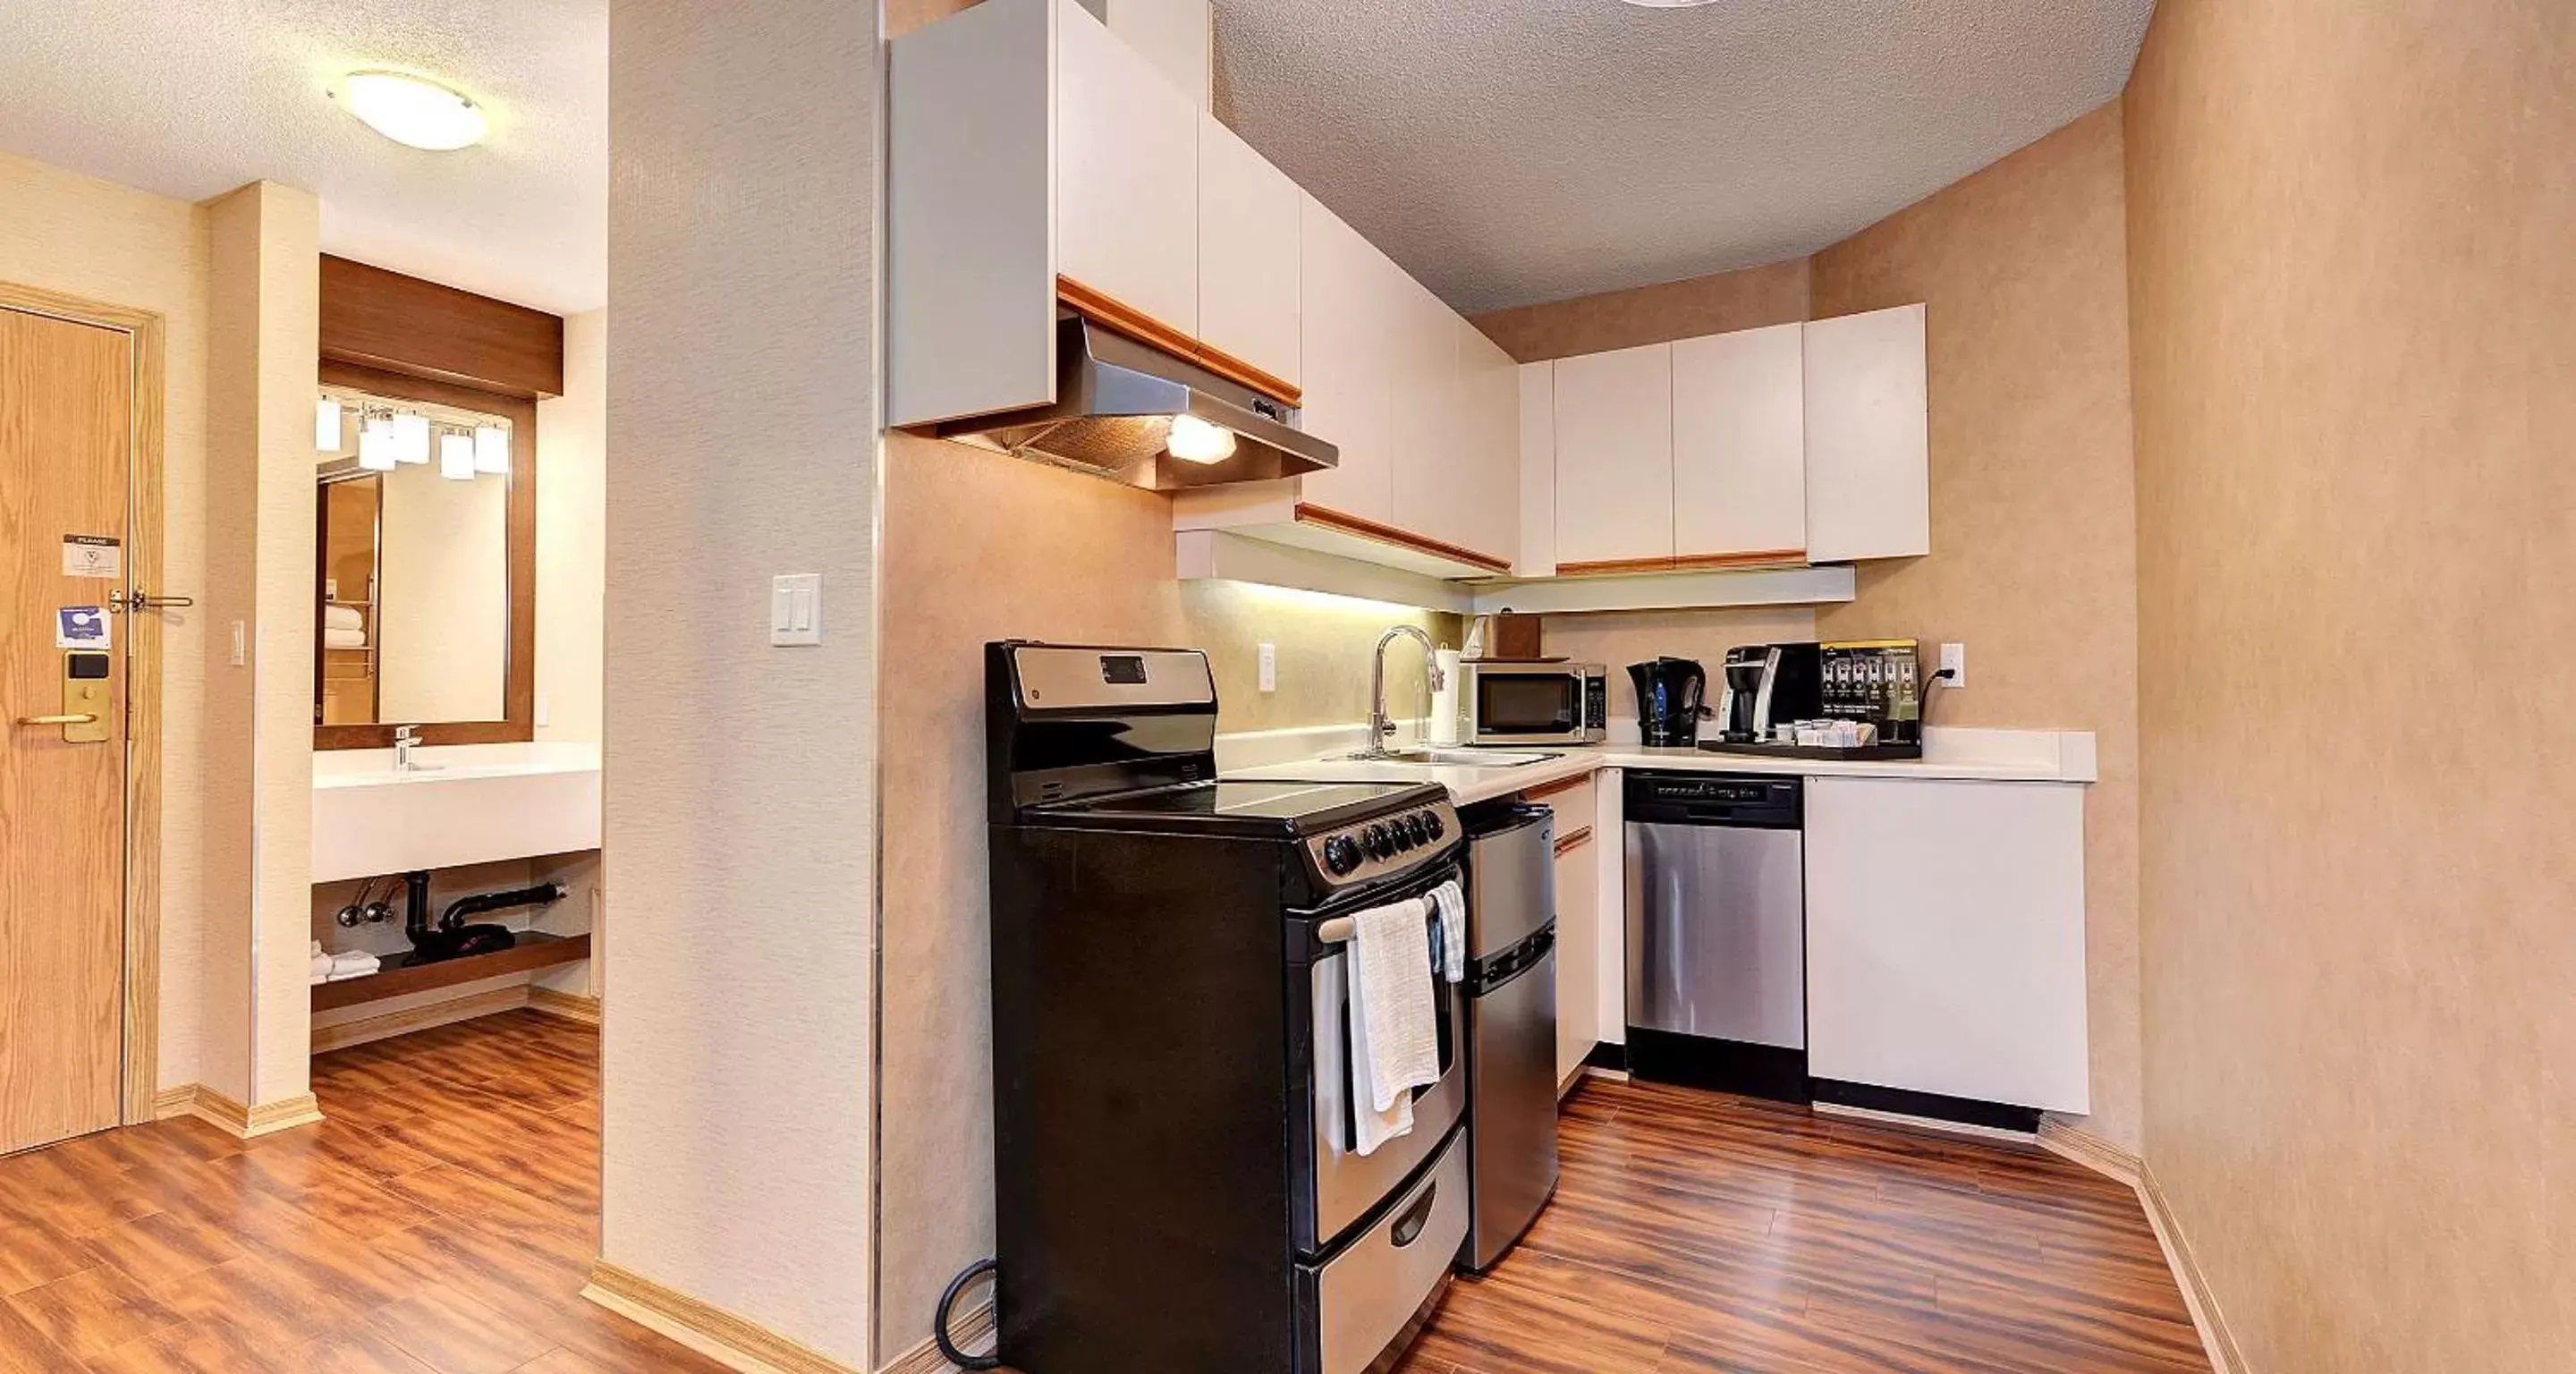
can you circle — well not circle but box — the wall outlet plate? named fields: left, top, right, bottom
left=1938, top=641, right=1966, bottom=688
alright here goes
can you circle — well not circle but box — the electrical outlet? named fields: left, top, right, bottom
left=1938, top=641, right=1966, bottom=688
left=1258, top=642, right=1276, bottom=693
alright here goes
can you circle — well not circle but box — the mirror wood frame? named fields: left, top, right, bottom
left=312, top=359, right=537, bottom=749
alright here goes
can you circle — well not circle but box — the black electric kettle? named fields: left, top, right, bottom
left=1627, top=657, right=1710, bottom=747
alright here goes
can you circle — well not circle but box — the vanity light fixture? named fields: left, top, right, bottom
left=472, top=423, right=511, bottom=475
left=335, top=71, right=489, bottom=152
left=439, top=428, right=477, bottom=480
left=393, top=411, right=432, bottom=464
left=357, top=411, right=398, bottom=471
left=316, top=395, right=343, bottom=452
left=1166, top=413, right=1239, bottom=464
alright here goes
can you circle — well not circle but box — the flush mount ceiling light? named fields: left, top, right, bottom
left=1165, top=414, right=1239, bottom=464
left=335, top=71, right=489, bottom=151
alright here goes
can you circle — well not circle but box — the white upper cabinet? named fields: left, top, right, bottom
left=1293, top=194, right=1395, bottom=523
left=1803, top=304, right=1930, bottom=563
left=1672, top=323, right=1807, bottom=563
left=1056, top=1, right=1198, bottom=333
left=1387, top=272, right=1464, bottom=546
left=1550, top=343, right=1674, bottom=567
left=1453, top=321, right=1521, bottom=566
left=1196, top=117, right=1301, bottom=389
left=1515, top=362, right=1556, bottom=577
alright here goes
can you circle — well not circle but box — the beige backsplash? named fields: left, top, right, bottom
left=1181, top=581, right=1460, bottom=734
left=1525, top=607, right=1818, bottom=728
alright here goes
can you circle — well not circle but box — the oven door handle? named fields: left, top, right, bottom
left=1388, top=1180, right=1440, bottom=1247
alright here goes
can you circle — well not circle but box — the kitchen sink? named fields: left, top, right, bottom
left=1343, top=748, right=1556, bottom=768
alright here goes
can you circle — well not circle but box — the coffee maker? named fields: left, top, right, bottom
left=1716, top=643, right=1823, bottom=743
left=1627, top=657, right=1709, bottom=747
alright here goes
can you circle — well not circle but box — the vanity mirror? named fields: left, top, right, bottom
left=313, top=364, right=534, bottom=747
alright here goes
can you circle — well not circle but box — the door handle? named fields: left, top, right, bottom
left=1388, top=1180, right=1438, bottom=1247
left=15, top=714, right=99, bottom=725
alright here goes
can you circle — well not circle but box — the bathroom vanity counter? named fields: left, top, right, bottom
left=312, top=742, right=601, bottom=881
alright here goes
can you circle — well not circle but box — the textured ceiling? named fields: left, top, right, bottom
left=0, top=0, right=606, bottom=314
left=1212, top=0, right=2153, bottom=312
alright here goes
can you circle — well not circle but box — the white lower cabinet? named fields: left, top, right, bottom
left=1802, top=777, right=2089, bottom=1113
left=1525, top=776, right=1600, bottom=1090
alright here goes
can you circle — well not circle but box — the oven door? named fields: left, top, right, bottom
left=1293, top=862, right=1468, bottom=1257
left=1466, top=667, right=1586, bottom=744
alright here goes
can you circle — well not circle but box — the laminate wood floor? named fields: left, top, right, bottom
left=4, top=1017, right=2207, bottom=1373
left=0, top=1010, right=724, bottom=1373
left=1397, top=1077, right=2211, bottom=1374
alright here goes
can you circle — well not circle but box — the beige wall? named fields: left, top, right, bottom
left=0, top=153, right=213, bottom=1094
left=1810, top=105, right=2143, bottom=1149
left=537, top=309, right=606, bottom=743
left=602, top=0, right=881, bottom=1362
left=2125, top=3, right=2576, bottom=1369
left=1470, top=256, right=1811, bottom=363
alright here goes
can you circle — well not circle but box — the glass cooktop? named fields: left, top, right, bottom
left=1027, top=779, right=1442, bottom=836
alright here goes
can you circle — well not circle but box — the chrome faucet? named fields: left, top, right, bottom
left=1363, top=625, right=1445, bottom=759
left=393, top=725, right=420, bottom=772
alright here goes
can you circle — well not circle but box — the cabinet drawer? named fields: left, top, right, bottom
left=1301, top=1129, right=1468, bottom=1374
left=1522, top=772, right=1597, bottom=835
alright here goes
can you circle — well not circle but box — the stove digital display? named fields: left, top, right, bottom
left=1098, top=654, right=1148, bottom=685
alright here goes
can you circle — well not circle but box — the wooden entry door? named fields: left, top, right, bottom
left=0, top=305, right=132, bottom=1154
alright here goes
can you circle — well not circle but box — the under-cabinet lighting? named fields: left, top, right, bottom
left=1167, top=414, right=1239, bottom=464
left=394, top=411, right=432, bottom=464
left=439, top=429, right=477, bottom=479
left=358, top=411, right=397, bottom=471
left=472, top=423, right=510, bottom=475
left=316, top=396, right=342, bottom=452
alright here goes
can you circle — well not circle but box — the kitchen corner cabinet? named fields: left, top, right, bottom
left=1549, top=343, right=1674, bottom=571
left=1802, top=304, right=1929, bottom=563
left=890, top=0, right=1215, bottom=428
left=1803, top=777, right=2089, bottom=1114
left=1673, top=323, right=1807, bottom=564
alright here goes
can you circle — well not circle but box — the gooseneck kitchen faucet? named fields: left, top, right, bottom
left=1364, top=624, right=1445, bottom=758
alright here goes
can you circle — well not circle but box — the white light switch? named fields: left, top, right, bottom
left=1938, top=641, right=1966, bottom=688
left=770, top=573, right=822, bottom=646
left=1258, top=641, right=1276, bottom=693
left=229, top=620, right=246, bottom=667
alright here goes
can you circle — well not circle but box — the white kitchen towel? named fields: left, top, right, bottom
left=1428, top=880, right=1468, bottom=984
left=323, top=626, right=368, bottom=649
left=326, top=951, right=381, bottom=981
left=322, top=605, right=363, bottom=631
left=1347, top=896, right=1437, bottom=1156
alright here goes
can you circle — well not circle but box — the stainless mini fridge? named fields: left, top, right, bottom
left=1460, top=802, right=1560, bottom=1270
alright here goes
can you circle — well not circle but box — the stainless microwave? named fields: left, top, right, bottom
left=1459, top=662, right=1607, bottom=744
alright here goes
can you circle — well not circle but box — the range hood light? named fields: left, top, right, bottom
left=1166, top=414, right=1239, bottom=464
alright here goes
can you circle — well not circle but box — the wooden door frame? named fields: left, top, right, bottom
left=1, top=281, right=167, bottom=1127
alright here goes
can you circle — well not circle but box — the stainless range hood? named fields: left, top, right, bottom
left=934, top=315, right=1337, bottom=489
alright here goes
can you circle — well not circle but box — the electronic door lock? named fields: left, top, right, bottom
left=13, top=652, right=113, bottom=742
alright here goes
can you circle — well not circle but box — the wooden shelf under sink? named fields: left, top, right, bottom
left=311, top=931, right=589, bottom=1012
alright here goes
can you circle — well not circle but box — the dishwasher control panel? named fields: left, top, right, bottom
left=1623, top=772, right=1802, bottom=827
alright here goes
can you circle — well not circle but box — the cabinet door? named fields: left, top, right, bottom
left=1387, top=273, right=1467, bottom=549
left=1552, top=827, right=1598, bottom=1089
left=1673, top=323, right=1806, bottom=562
left=1055, top=0, right=1198, bottom=333
left=1803, top=304, right=1928, bottom=563
left=1293, top=196, right=1393, bottom=522
left=1196, top=117, right=1300, bottom=387
left=1550, top=343, right=1674, bottom=567
left=1515, top=362, right=1555, bottom=577
left=1453, top=321, right=1521, bottom=567
left=1804, top=777, right=2089, bottom=1113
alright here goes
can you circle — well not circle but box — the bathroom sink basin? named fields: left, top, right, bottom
left=312, top=742, right=600, bottom=881
left=1343, top=748, right=1555, bottom=768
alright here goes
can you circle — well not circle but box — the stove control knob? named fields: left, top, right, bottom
left=1362, top=825, right=1394, bottom=860
left=1322, top=835, right=1362, bottom=877
left=1422, top=811, right=1445, bottom=842
left=1405, top=813, right=1431, bottom=845
left=1393, top=823, right=1417, bottom=852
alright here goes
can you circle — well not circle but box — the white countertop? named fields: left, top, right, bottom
left=1224, top=726, right=2096, bottom=806
left=315, top=741, right=600, bottom=790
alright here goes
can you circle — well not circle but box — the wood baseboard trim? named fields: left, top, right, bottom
left=1811, top=1099, right=2037, bottom=1146
left=162, top=1086, right=324, bottom=1140
left=311, top=984, right=532, bottom=1054
left=582, top=1261, right=860, bottom=1374
left=877, top=1300, right=997, bottom=1374
left=2135, top=1166, right=2250, bottom=1374
left=2033, top=1118, right=2244, bottom=1374
left=528, top=986, right=602, bottom=1025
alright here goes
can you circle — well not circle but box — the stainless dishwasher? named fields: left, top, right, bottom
left=1459, top=801, right=1558, bottom=1271
left=1623, top=772, right=1809, bottom=1101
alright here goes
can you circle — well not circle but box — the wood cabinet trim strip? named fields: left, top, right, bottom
left=1521, top=773, right=1597, bottom=802
left=1553, top=826, right=1594, bottom=857
left=1557, top=549, right=1809, bottom=578
left=1055, top=276, right=1303, bottom=408
left=1293, top=502, right=1514, bottom=573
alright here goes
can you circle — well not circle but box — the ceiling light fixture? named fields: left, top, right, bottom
left=335, top=71, right=489, bottom=151
left=1166, top=414, right=1239, bottom=464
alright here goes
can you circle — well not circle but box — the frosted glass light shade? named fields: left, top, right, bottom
left=394, top=411, right=432, bottom=464
left=439, top=430, right=476, bottom=479
left=316, top=396, right=343, bottom=452
left=358, top=413, right=397, bottom=471
left=472, top=423, right=510, bottom=475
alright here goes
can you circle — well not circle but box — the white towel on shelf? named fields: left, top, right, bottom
left=322, top=604, right=363, bottom=631
left=323, top=626, right=368, bottom=649
left=309, top=941, right=332, bottom=987
left=1346, top=896, right=1437, bottom=1157
left=326, top=951, right=381, bottom=982
left=1428, top=880, right=1468, bottom=984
